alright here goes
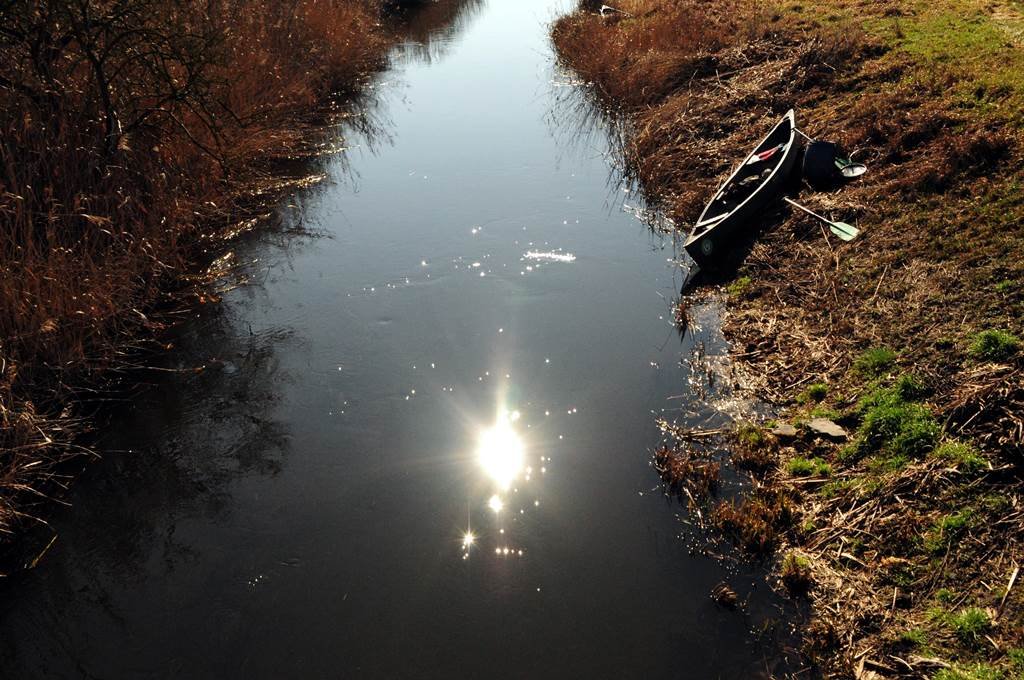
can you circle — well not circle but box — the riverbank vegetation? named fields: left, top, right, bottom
left=0, top=0, right=459, bottom=558
left=555, top=0, right=1023, bottom=676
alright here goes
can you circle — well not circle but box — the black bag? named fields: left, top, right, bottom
left=802, top=141, right=846, bottom=191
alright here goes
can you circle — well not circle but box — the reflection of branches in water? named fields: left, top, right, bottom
left=546, top=63, right=631, bottom=189
left=115, top=307, right=295, bottom=566
left=0, top=302, right=297, bottom=674
left=332, top=81, right=399, bottom=173
left=545, top=61, right=680, bottom=237
left=385, top=0, right=487, bottom=65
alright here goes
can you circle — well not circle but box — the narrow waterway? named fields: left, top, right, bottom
left=0, top=2, right=784, bottom=677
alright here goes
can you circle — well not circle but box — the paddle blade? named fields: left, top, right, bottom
left=840, top=163, right=867, bottom=178
left=829, top=221, right=859, bottom=242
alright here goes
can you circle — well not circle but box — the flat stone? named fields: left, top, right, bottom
left=805, top=418, right=848, bottom=440
left=771, top=423, right=799, bottom=438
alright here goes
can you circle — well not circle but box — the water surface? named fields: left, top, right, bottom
left=0, top=2, right=784, bottom=677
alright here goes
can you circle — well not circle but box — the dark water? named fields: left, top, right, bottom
left=0, top=2, right=786, bottom=678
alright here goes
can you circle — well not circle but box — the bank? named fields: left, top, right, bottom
left=0, top=0, right=468, bottom=564
left=553, top=1, right=1023, bottom=677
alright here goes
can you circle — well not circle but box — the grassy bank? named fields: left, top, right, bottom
left=0, top=0, right=452, bottom=556
left=555, top=1, right=1023, bottom=677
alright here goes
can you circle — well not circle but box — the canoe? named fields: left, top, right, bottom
left=683, top=109, right=798, bottom=269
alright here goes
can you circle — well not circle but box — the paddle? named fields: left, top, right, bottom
left=783, top=197, right=860, bottom=242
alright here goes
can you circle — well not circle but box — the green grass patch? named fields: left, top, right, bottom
left=932, top=440, right=987, bottom=473
left=970, top=329, right=1021, bottom=362
left=851, top=375, right=939, bottom=461
left=885, top=561, right=918, bottom=588
left=819, top=478, right=854, bottom=498
left=854, top=347, right=898, bottom=377
left=787, top=457, right=832, bottom=477
left=994, top=279, right=1017, bottom=294
left=923, top=509, right=975, bottom=554
left=981, top=493, right=1011, bottom=513
left=857, top=375, right=927, bottom=411
left=880, top=4, right=1024, bottom=120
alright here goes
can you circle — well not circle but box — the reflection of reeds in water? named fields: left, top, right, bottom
left=546, top=42, right=684, bottom=244
left=385, top=0, right=488, bottom=64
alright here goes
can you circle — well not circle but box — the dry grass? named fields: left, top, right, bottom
left=654, top=443, right=720, bottom=501
left=556, top=0, right=1024, bottom=676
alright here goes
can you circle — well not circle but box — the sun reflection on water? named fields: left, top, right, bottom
left=476, top=409, right=524, bottom=490
left=458, top=399, right=553, bottom=563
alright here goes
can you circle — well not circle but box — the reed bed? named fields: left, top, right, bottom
left=0, top=0, right=404, bottom=549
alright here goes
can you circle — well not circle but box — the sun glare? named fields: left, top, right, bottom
left=477, top=410, right=525, bottom=490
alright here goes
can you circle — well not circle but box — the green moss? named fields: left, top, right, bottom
left=932, top=440, right=987, bottom=473
left=780, top=552, right=813, bottom=594
left=923, top=509, right=975, bottom=554
left=935, top=588, right=956, bottom=605
left=787, top=457, right=831, bottom=477
left=898, top=627, right=928, bottom=648
left=1009, top=648, right=1024, bottom=672
left=934, top=664, right=1004, bottom=680
left=970, top=329, right=1021, bottom=362
left=857, top=374, right=927, bottom=412
left=736, top=422, right=766, bottom=449
left=809, top=405, right=843, bottom=420
left=928, top=605, right=952, bottom=624
left=981, top=494, right=1011, bottom=514
left=799, top=382, right=829, bottom=403
left=885, top=561, right=917, bottom=588
left=727, top=275, right=752, bottom=296
left=819, top=478, right=853, bottom=498
left=949, top=607, right=992, bottom=646
left=994, top=279, right=1017, bottom=294
left=857, top=400, right=940, bottom=459
left=854, top=347, right=898, bottom=377
left=836, top=443, right=861, bottom=464
left=859, top=477, right=883, bottom=495
left=868, top=452, right=909, bottom=473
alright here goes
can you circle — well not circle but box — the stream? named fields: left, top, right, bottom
left=0, top=2, right=787, bottom=677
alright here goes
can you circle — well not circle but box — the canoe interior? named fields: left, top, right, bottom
left=691, top=112, right=795, bottom=239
